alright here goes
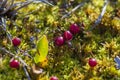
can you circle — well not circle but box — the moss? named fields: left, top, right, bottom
left=0, top=0, right=120, bottom=80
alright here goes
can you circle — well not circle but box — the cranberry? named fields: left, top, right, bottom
left=54, top=36, right=64, bottom=46
left=63, top=31, right=73, bottom=41
left=88, top=58, right=97, bottom=67
left=50, top=76, right=58, bottom=80
left=69, top=23, right=80, bottom=35
left=9, top=59, right=20, bottom=68
left=12, top=37, right=21, bottom=46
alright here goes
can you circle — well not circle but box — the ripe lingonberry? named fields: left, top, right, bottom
left=69, top=23, right=80, bottom=35
left=9, top=59, right=20, bottom=68
left=50, top=76, right=58, bottom=80
left=63, top=31, right=73, bottom=41
left=54, top=36, right=64, bottom=46
left=12, top=37, right=21, bottom=46
left=88, top=58, right=97, bottom=67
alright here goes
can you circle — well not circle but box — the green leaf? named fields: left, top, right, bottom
left=34, top=35, right=48, bottom=63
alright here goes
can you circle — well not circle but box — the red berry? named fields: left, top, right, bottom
left=12, top=37, right=21, bottom=46
left=88, top=58, right=97, bottom=67
left=50, top=76, right=58, bottom=80
left=63, top=31, right=73, bottom=41
left=69, top=24, right=80, bottom=34
left=54, top=36, right=64, bottom=46
left=9, top=59, right=20, bottom=68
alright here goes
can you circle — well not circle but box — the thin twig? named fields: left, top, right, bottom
left=0, top=16, right=32, bottom=66
left=0, top=0, right=15, bottom=14
left=0, top=17, right=31, bottom=80
left=15, top=1, right=33, bottom=12
left=0, top=47, right=14, bottom=56
left=0, top=47, right=29, bottom=67
left=61, top=0, right=89, bottom=19
left=0, top=0, right=7, bottom=7
left=12, top=0, right=54, bottom=11
left=30, top=0, right=54, bottom=6
left=0, top=47, right=31, bottom=80
left=23, top=65, right=31, bottom=80
left=0, top=17, right=12, bottom=42
left=89, top=0, right=109, bottom=30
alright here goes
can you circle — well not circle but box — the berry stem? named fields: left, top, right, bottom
left=90, top=52, right=95, bottom=58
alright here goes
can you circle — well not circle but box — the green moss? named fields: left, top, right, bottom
left=0, top=0, right=120, bottom=80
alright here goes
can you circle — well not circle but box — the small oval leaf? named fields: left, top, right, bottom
left=34, top=35, right=48, bottom=63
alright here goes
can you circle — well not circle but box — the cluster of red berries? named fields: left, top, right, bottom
left=9, top=29, right=97, bottom=80
left=9, top=37, right=21, bottom=69
left=54, top=23, right=98, bottom=68
left=10, top=37, right=60, bottom=80
left=54, top=23, right=80, bottom=46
